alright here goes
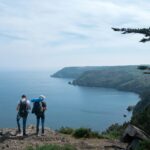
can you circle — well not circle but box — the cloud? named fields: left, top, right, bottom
left=0, top=32, right=27, bottom=41
left=0, top=0, right=150, bottom=70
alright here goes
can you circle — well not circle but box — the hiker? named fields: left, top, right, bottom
left=31, top=95, right=47, bottom=136
left=16, top=95, right=31, bottom=136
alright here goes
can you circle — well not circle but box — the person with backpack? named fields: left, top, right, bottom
left=16, top=95, right=31, bottom=136
left=31, top=95, right=47, bottom=136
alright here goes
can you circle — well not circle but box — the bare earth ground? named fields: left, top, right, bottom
left=0, top=125, right=127, bottom=150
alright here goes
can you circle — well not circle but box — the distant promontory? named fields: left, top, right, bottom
left=51, top=66, right=108, bottom=79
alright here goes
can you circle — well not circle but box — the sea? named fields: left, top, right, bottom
left=0, top=70, right=140, bottom=131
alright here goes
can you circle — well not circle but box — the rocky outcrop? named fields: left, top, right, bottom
left=2, top=125, right=149, bottom=150
left=0, top=125, right=127, bottom=150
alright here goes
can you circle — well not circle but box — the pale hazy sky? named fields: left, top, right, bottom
left=0, top=0, right=150, bottom=70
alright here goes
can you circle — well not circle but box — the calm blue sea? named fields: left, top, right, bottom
left=0, top=71, right=140, bottom=131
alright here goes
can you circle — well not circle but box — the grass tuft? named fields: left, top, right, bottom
left=26, top=144, right=77, bottom=150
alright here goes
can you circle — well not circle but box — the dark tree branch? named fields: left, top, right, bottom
left=112, top=27, right=150, bottom=42
left=140, top=38, right=150, bottom=43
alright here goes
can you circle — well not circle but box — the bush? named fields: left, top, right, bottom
left=58, top=127, right=104, bottom=139
left=58, top=127, right=74, bottom=135
left=132, top=105, right=150, bottom=135
left=73, top=128, right=104, bottom=139
left=90, top=131, right=104, bottom=139
left=27, top=144, right=77, bottom=150
left=73, top=128, right=91, bottom=138
left=136, top=140, right=150, bottom=150
left=102, top=123, right=129, bottom=139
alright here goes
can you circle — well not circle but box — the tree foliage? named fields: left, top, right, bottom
left=131, top=105, right=150, bottom=135
left=112, top=27, right=150, bottom=42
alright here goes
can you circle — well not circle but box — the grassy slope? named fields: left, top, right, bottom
left=72, top=66, right=150, bottom=93
left=52, top=66, right=119, bottom=78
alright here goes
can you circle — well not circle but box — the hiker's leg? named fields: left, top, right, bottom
left=16, top=113, right=21, bottom=133
left=41, top=114, right=45, bottom=134
left=36, top=116, right=40, bottom=135
left=23, top=113, right=28, bottom=135
left=23, top=117, right=27, bottom=135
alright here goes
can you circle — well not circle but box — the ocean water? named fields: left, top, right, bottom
left=0, top=71, right=140, bottom=131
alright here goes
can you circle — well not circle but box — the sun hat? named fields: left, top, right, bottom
left=39, top=95, right=46, bottom=100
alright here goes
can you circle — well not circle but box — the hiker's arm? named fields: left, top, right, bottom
left=43, top=102, right=47, bottom=110
left=27, top=101, right=31, bottom=110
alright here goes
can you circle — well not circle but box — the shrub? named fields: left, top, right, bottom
left=27, top=144, right=77, bottom=150
left=73, top=128, right=91, bottom=138
left=90, top=131, right=104, bottom=139
left=58, top=127, right=74, bottom=135
left=58, top=127, right=104, bottom=139
left=72, top=128, right=104, bottom=139
left=131, top=105, right=150, bottom=135
left=136, top=140, right=150, bottom=150
left=102, top=123, right=129, bottom=139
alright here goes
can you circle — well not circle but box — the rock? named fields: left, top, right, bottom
left=6, top=144, right=9, bottom=148
left=60, top=137, right=66, bottom=142
left=104, top=145, right=125, bottom=150
left=122, top=125, right=149, bottom=150
left=123, top=114, right=127, bottom=118
left=0, top=125, right=127, bottom=150
left=122, top=125, right=149, bottom=142
left=127, top=106, right=135, bottom=112
left=28, top=125, right=35, bottom=130
left=2, top=131, right=11, bottom=138
left=68, top=81, right=72, bottom=85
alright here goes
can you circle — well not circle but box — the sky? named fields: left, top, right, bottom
left=0, top=0, right=150, bottom=71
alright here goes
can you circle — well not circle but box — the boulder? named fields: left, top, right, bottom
left=122, top=125, right=149, bottom=150
left=122, top=125, right=149, bottom=143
